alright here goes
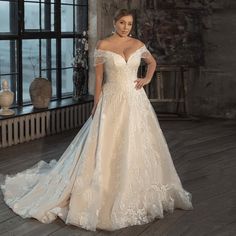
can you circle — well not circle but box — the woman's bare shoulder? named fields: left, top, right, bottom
left=95, top=40, right=106, bottom=50
left=95, top=36, right=113, bottom=50
left=130, top=38, right=145, bottom=48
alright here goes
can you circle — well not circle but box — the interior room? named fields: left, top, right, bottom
left=0, top=0, right=236, bottom=235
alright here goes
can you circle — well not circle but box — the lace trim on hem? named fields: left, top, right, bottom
left=110, top=183, right=193, bottom=230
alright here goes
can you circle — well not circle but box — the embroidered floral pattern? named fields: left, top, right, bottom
left=0, top=44, right=193, bottom=232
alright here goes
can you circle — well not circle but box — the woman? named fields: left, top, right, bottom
left=91, top=9, right=157, bottom=118
left=0, top=9, right=193, bottom=232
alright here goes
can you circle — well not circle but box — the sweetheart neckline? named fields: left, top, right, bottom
left=96, top=45, right=145, bottom=64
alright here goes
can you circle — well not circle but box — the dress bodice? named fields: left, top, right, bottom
left=94, top=45, right=151, bottom=87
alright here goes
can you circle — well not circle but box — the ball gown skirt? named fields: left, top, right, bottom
left=0, top=45, right=193, bottom=231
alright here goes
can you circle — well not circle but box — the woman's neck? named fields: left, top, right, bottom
left=114, top=31, right=130, bottom=40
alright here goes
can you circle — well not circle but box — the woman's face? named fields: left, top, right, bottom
left=113, top=15, right=133, bottom=37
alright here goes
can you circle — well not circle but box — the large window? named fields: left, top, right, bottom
left=0, top=0, right=88, bottom=107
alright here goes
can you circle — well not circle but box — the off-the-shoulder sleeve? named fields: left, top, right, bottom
left=93, top=49, right=106, bottom=66
left=140, top=45, right=152, bottom=59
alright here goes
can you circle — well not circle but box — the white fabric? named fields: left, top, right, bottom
left=0, top=44, right=193, bottom=231
left=93, top=44, right=152, bottom=66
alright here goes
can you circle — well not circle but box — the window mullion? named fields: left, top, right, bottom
left=9, top=1, right=17, bottom=103
left=55, top=0, right=61, bottom=99
left=19, top=0, right=24, bottom=34
left=16, top=39, right=23, bottom=106
left=44, top=0, right=52, bottom=82
left=17, top=0, right=24, bottom=106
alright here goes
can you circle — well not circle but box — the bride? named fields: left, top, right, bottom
left=0, top=8, right=193, bottom=232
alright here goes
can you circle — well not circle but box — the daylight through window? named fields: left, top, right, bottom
left=0, top=0, right=88, bottom=106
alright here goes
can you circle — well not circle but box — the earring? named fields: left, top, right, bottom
left=129, top=33, right=132, bottom=37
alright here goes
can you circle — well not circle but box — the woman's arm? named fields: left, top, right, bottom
left=134, top=44, right=157, bottom=90
left=143, top=53, right=157, bottom=81
left=94, top=63, right=104, bottom=106
left=91, top=41, right=105, bottom=117
left=91, top=63, right=103, bottom=118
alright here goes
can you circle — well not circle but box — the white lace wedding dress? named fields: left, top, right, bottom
left=0, top=44, right=193, bottom=231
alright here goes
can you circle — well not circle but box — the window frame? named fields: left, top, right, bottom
left=0, top=0, right=88, bottom=107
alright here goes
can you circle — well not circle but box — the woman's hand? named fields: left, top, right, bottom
left=91, top=104, right=97, bottom=119
left=134, top=78, right=150, bottom=90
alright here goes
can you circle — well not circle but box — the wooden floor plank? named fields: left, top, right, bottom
left=0, top=117, right=236, bottom=235
left=0, top=216, right=25, bottom=235
left=0, top=219, right=62, bottom=236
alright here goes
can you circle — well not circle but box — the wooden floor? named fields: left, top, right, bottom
left=0, top=117, right=236, bottom=236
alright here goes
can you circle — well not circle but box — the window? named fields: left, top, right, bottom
left=0, top=0, right=88, bottom=107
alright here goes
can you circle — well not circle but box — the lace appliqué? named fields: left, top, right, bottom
left=93, top=49, right=106, bottom=66
left=111, top=183, right=193, bottom=229
left=139, top=45, right=152, bottom=59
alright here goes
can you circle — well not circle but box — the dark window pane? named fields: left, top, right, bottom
left=61, top=39, right=73, bottom=95
left=25, top=0, right=43, bottom=2
left=25, top=3, right=40, bottom=30
left=24, top=0, right=55, bottom=2
left=41, top=39, right=57, bottom=97
left=0, top=1, right=10, bottom=32
left=0, top=40, right=17, bottom=75
left=61, top=0, right=74, bottom=4
left=22, top=40, right=40, bottom=102
left=79, top=0, right=88, bottom=5
left=76, top=6, right=87, bottom=33
left=0, top=1, right=18, bottom=34
left=25, top=2, right=54, bottom=31
left=0, top=40, right=18, bottom=104
left=22, top=39, right=58, bottom=101
left=62, top=0, right=87, bottom=4
left=0, top=41, right=14, bottom=74
left=61, top=4, right=73, bottom=32
left=41, top=69, right=57, bottom=98
left=43, top=2, right=55, bottom=31
left=61, top=4, right=87, bottom=33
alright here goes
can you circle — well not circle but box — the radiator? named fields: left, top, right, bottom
left=0, top=102, right=93, bottom=148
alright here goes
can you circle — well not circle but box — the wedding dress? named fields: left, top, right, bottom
left=0, top=44, right=193, bottom=231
